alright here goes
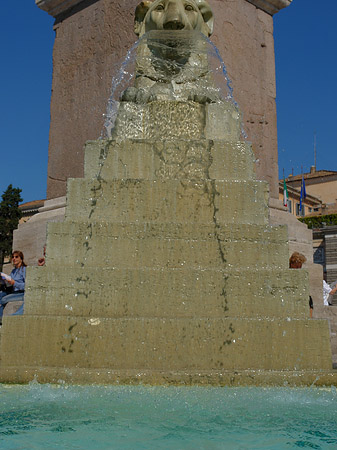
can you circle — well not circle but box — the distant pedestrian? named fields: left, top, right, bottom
left=323, top=271, right=337, bottom=306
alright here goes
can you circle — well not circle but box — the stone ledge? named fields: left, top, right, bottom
left=35, top=0, right=84, bottom=17
left=0, top=367, right=335, bottom=386
left=36, top=0, right=292, bottom=18
left=38, top=196, right=66, bottom=213
left=247, top=0, right=292, bottom=15
left=3, top=302, right=23, bottom=317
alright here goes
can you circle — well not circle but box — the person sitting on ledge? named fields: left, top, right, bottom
left=289, top=252, right=313, bottom=318
left=0, top=250, right=26, bottom=319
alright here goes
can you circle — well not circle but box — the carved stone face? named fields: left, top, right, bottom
left=135, top=0, right=213, bottom=37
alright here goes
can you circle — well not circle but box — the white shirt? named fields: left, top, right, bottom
left=323, top=280, right=332, bottom=306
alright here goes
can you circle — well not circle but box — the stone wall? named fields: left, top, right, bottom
left=43, top=0, right=282, bottom=200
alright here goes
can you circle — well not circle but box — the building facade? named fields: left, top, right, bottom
left=284, top=167, right=337, bottom=214
left=279, top=181, right=322, bottom=218
left=280, top=167, right=337, bottom=305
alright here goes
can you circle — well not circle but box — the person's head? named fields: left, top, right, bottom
left=289, top=252, right=306, bottom=269
left=323, top=270, right=327, bottom=282
left=12, top=250, right=26, bottom=268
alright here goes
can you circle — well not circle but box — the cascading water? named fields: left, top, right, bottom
left=103, top=30, right=237, bottom=138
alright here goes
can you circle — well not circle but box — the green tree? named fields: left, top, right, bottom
left=299, top=214, right=337, bottom=229
left=0, top=184, right=22, bottom=267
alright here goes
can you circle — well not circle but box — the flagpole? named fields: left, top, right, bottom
left=314, top=131, right=317, bottom=169
left=283, top=173, right=288, bottom=209
left=299, top=170, right=307, bottom=215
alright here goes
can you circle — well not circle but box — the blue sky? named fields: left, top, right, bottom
left=1, top=2, right=54, bottom=203
left=0, top=0, right=335, bottom=203
left=274, top=0, right=337, bottom=178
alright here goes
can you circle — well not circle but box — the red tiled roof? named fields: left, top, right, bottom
left=19, top=199, right=45, bottom=210
left=283, top=170, right=337, bottom=183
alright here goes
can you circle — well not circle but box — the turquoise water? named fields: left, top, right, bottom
left=0, top=383, right=336, bottom=449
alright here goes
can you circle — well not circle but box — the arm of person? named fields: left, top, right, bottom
left=330, top=286, right=337, bottom=296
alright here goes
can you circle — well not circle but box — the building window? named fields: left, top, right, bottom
left=296, top=203, right=305, bottom=216
left=314, top=207, right=319, bottom=212
left=308, top=207, right=312, bottom=213
left=288, top=200, right=292, bottom=213
left=314, top=246, right=325, bottom=265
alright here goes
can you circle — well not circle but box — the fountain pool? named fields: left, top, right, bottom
left=0, top=384, right=336, bottom=449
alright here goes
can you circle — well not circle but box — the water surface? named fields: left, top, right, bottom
left=0, top=383, right=336, bottom=449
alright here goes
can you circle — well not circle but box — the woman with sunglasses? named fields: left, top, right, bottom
left=0, top=250, right=26, bottom=319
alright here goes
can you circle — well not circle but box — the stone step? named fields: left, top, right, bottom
left=314, top=304, right=337, bottom=319
left=45, top=222, right=288, bottom=269
left=313, top=304, right=337, bottom=363
left=1, top=316, right=331, bottom=372
left=314, top=306, right=337, bottom=334
left=25, top=266, right=309, bottom=319
left=65, top=179, right=269, bottom=224
left=84, top=139, right=256, bottom=181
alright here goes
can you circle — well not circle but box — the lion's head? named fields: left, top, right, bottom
left=134, top=0, right=214, bottom=37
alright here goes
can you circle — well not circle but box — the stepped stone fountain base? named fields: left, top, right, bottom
left=0, top=100, right=335, bottom=385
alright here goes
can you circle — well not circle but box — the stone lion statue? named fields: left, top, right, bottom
left=121, top=0, right=219, bottom=104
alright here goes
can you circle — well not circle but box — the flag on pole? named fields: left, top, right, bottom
left=283, top=177, right=289, bottom=207
left=299, top=175, right=306, bottom=212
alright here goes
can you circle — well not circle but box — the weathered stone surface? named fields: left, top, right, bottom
left=45, top=221, right=288, bottom=269
left=65, top=178, right=269, bottom=224
left=314, top=302, right=337, bottom=367
left=25, top=266, right=309, bottom=319
left=84, top=139, right=256, bottom=181
left=37, top=0, right=292, bottom=18
left=12, top=197, right=66, bottom=266
left=1, top=315, right=331, bottom=371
